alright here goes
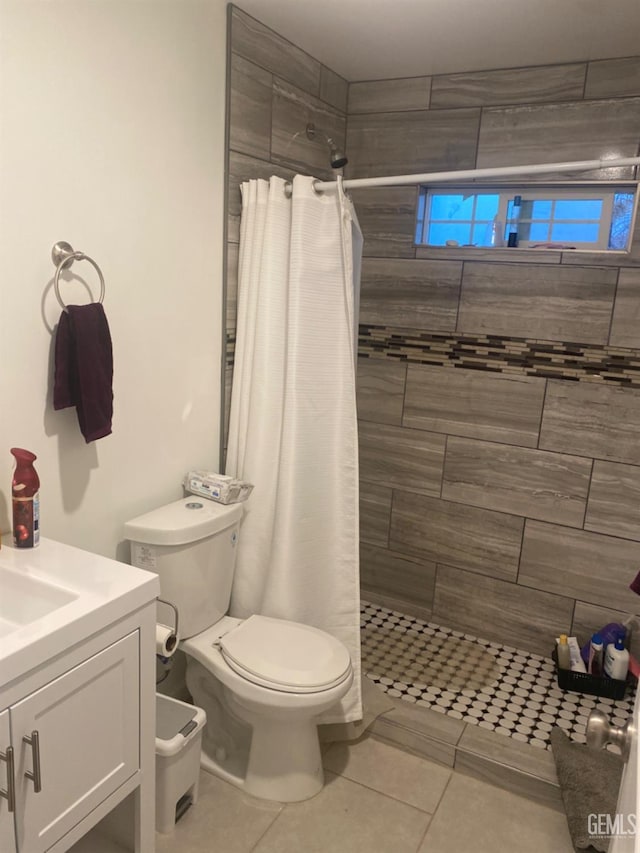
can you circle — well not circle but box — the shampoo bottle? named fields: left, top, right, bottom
left=604, top=637, right=629, bottom=681
left=556, top=634, right=571, bottom=670
left=507, top=195, right=522, bottom=247
left=588, top=633, right=604, bottom=676
left=11, top=448, right=40, bottom=548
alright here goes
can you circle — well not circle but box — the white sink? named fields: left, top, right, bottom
left=0, top=538, right=160, bottom=686
left=0, top=564, right=78, bottom=638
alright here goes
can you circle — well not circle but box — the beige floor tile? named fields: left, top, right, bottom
left=323, top=734, right=451, bottom=812
left=253, top=771, right=431, bottom=853
left=418, top=772, right=574, bottom=853
left=155, top=769, right=282, bottom=853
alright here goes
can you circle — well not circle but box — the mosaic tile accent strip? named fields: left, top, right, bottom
left=227, top=325, right=640, bottom=387
left=361, top=600, right=636, bottom=750
left=226, top=335, right=236, bottom=368
left=359, top=325, right=640, bottom=387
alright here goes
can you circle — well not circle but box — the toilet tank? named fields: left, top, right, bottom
left=124, top=497, right=243, bottom=638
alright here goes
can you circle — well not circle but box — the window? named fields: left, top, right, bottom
left=415, top=184, right=637, bottom=251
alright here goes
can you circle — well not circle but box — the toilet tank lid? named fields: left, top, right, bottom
left=124, top=497, right=243, bottom=546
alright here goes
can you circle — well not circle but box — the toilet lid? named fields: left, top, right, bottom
left=219, top=615, right=352, bottom=693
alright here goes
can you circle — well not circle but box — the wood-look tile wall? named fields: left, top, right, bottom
left=360, top=359, right=640, bottom=655
left=224, top=7, right=640, bottom=655
left=354, top=56, right=640, bottom=655
left=224, top=6, right=348, bottom=444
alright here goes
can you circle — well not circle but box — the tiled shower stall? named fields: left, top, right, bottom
left=225, top=4, right=640, bottom=758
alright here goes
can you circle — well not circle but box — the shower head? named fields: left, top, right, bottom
left=329, top=144, right=348, bottom=170
left=306, top=123, right=348, bottom=170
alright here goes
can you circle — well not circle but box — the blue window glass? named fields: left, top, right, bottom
left=551, top=223, right=600, bottom=242
left=428, top=222, right=471, bottom=245
left=429, top=194, right=474, bottom=221
left=519, top=222, right=549, bottom=242
left=418, top=185, right=635, bottom=250
left=529, top=200, right=552, bottom=220
left=474, top=194, right=500, bottom=220
left=554, top=199, right=602, bottom=220
left=530, top=222, right=550, bottom=241
left=472, top=223, right=494, bottom=245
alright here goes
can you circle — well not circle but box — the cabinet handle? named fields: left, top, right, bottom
left=23, top=731, right=42, bottom=793
left=0, top=746, right=15, bottom=812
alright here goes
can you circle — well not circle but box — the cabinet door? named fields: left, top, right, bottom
left=0, top=709, right=16, bottom=853
left=12, top=632, right=139, bottom=853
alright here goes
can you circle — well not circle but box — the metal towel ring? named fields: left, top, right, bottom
left=52, top=241, right=105, bottom=312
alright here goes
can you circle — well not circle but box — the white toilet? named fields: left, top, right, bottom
left=125, top=496, right=353, bottom=802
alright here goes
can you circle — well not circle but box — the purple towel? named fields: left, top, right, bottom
left=54, top=303, right=113, bottom=443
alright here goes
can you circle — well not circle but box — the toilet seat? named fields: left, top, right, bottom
left=219, top=615, right=352, bottom=694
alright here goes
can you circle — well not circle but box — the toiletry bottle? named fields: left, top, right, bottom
left=567, top=637, right=587, bottom=672
left=580, top=623, right=626, bottom=665
left=588, top=633, right=604, bottom=677
left=484, top=216, right=505, bottom=248
left=605, top=637, right=630, bottom=681
left=556, top=634, right=571, bottom=670
left=507, top=195, right=522, bottom=247
left=10, top=448, right=40, bottom=548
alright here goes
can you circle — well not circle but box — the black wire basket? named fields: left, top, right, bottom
left=552, top=648, right=628, bottom=700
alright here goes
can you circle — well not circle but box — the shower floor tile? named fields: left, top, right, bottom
left=361, top=600, right=636, bottom=750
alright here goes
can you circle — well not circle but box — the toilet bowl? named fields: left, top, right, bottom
left=183, top=614, right=353, bottom=801
left=124, top=496, right=354, bottom=802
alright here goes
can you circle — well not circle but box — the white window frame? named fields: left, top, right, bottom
left=415, top=182, right=638, bottom=252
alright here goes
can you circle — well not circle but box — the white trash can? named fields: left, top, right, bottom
left=155, top=694, right=206, bottom=834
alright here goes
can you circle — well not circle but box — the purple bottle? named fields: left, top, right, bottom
left=581, top=623, right=626, bottom=667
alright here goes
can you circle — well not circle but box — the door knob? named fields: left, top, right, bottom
left=586, top=709, right=634, bottom=761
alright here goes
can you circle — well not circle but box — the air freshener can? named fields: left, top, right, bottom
left=10, top=448, right=40, bottom=548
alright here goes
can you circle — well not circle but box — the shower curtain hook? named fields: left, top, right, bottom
left=283, top=179, right=323, bottom=197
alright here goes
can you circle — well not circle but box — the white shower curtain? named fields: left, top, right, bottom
left=225, top=174, right=363, bottom=723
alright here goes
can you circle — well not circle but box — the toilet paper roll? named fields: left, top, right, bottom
left=156, top=624, right=178, bottom=658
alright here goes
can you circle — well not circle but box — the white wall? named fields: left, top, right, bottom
left=0, top=0, right=228, bottom=559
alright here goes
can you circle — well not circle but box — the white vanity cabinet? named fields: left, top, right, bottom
left=0, top=708, right=16, bottom=853
left=0, top=538, right=160, bottom=853
left=5, top=632, right=139, bottom=852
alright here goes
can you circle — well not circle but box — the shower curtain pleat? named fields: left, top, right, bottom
left=226, top=174, right=362, bottom=723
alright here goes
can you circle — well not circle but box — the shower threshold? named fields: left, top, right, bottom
left=360, top=599, right=635, bottom=810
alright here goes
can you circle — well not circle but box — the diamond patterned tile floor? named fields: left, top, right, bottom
left=361, top=600, right=635, bottom=750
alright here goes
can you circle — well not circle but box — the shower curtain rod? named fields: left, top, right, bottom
left=308, top=156, right=640, bottom=192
